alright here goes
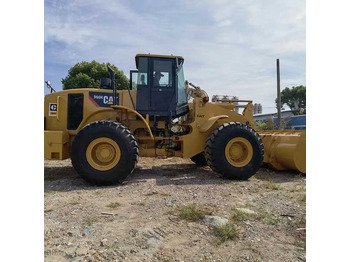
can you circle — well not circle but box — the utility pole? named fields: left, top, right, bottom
left=276, top=59, right=281, bottom=129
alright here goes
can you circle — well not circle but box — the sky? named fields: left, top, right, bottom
left=44, top=0, right=305, bottom=113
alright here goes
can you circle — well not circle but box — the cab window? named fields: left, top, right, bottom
left=137, top=73, right=147, bottom=86
left=153, top=59, right=173, bottom=87
left=137, top=57, right=148, bottom=87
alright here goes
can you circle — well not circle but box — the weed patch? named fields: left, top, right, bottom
left=231, top=209, right=280, bottom=226
left=215, top=222, right=238, bottom=241
left=106, top=202, right=121, bottom=209
left=231, top=209, right=256, bottom=222
left=84, top=217, right=98, bottom=226
left=159, top=192, right=171, bottom=197
left=171, top=203, right=213, bottom=221
left=264, top=181, right=281, bottom=190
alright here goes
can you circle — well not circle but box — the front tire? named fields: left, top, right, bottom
left=204, top=122, right=263, bottom=180
left=71, top=121, right=139, bottom=185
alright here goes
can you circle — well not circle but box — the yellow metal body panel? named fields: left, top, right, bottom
left=198, top=115, right=228, bottom=133
left=44, top=131, right=70, bottom=160
left=258, top=130, right=306, bottom=173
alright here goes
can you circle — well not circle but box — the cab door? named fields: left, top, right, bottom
left=150, top=58, right=176, bottom=114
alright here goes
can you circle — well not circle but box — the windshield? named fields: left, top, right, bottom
left=177, top=65, right=187, bottom=105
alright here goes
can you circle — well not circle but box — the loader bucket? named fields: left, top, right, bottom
left=258, top=130, right=306, bottom=173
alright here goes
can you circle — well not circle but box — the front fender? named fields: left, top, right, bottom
left=198, top=115, right=228, bottom=133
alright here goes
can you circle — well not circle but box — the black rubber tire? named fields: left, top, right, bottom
left=71, top=120, right=139, bottom=185
left=190, top=152, right=207, bottom=166
left=204, top=122, right=264, bottom=180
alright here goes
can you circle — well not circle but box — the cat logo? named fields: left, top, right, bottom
left=89, top=91, right=119, bottom=107
left=49, top=103, right=57, bottom=116
left=197, top=114, right=205, bottom=118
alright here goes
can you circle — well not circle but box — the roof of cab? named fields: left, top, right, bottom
left=135, top=54, right=184, bottom=60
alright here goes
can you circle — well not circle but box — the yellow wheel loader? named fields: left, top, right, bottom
left=44, top=54, right=304, bottom=185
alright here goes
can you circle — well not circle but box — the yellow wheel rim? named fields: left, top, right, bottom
left=86, top=137, right=121, bottom=171
left=225, top=137, right=253, bottom=167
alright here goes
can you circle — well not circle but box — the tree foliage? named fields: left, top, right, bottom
left=277, top=85, right=306, bottom=115
left=62, top=61, right=129, bottom=90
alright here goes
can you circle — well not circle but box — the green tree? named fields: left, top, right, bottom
left=62, top=60, right=129, bottom=90
left=277, top=85, right=306, bottom=115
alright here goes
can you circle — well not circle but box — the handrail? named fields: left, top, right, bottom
left=56, top=96, right=62, bottom=121
left=215, top=99, right=252, bottom=103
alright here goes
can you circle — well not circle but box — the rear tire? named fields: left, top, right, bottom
left=204, top=122, right=263, bottom=180
left=190, top=152, right=207, bottom=166
left=71, top=121, right=139, bottom=185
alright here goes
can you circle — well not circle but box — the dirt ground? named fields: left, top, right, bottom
left=44, top=157, right=306, bottom=262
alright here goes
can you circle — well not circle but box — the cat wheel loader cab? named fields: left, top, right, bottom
left=134, top=54, right=189, bottom=119
left=44, top=53, right=304, bottom=186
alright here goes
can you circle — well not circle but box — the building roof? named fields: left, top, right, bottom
left=253, top=110, right=294, bottom=120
